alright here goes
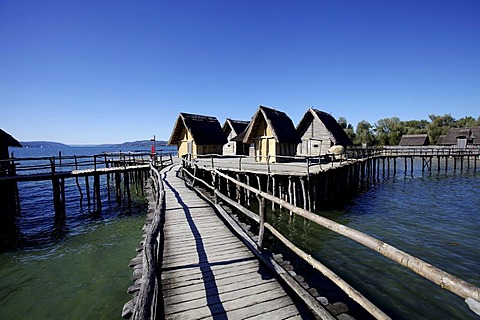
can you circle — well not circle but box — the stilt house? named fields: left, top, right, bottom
left=168, top=113, right=227, bottom=158
left=222, top=119, right=250, bottom=156
left=242, top=106, right=301, bottom=162
left=438, top=127, right=480, bottom=148
left=296, top=108, right=352, bottom=156
left=0, top=128, right=22, bottom=175
left=398, top=134, right=429, bottom=146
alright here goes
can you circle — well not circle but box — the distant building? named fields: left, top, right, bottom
left=242, top=106, right=301, bottom=162
left=437, top=127, right=480, bottom=148
left=168, top=113, right=227, bottom=158
left=222, top=119, right=250, bottom=156
left=0, top=128, right=22, bottom=175
left=398, top=134, right=430, bottom=146
left=296, top=108, right=352, bottom=156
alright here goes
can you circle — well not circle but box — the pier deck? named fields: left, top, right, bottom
left=161, top=165, right=305, bottom=319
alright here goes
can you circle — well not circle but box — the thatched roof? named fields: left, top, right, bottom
left=0, top=128, right=22, bottom=148
left=436, top=135, right=446, bottom=145
left=438, top=127, right=480, bottom=145
left=223, top=119, right=249, bottom=137
left=297, top=108, right=353, bottom=146
left=399, top=134, right=429, bottom=146
left=243, top=106, right=301, bottom=144
left=168, top=113, right=227, bottom=146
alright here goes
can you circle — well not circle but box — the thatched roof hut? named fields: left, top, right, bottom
left=398, top=134, right=429, bottom=146
left=296, top=108, right=352, bottom=156
left=168, top=113, right=227, bottom=158
left=222, top=119, right=250, bottom=156
left=437, top=127, right=480, bottom=147
left=243, top=106, right=300, bottom=162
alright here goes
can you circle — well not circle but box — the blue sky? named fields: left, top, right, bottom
left=1, top=0, right=479, bottom=144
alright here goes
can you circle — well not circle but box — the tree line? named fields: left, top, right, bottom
left=338, top=114, right=480, bottom=146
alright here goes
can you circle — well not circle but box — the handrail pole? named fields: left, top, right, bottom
left=213, top=169, right=480, bottom=310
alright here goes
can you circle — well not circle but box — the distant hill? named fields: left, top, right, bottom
left=18, top=140, right=169, bottom=148
left=117, top=140, right=168, bottom=147
left=20, top=141, right=69, bottom=148
left=97, top=140, right=168, bottom=148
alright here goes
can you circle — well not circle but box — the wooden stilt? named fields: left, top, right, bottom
left=85, top=176, right=91, bottom=208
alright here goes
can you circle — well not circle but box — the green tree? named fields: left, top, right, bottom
left=403, top=119, right=429, bottom=135
left=338, top=116, right=356, bottom=143
left=428, top=114, right=455, bottom=144
left=456, top=116, right=479, bottom=127
left=374, top=117, right=404, bottom=146
left=354, top=120, right=375, bottom=146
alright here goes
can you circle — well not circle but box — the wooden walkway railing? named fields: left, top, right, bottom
left=182, top=158, right=480, bottom=319
left=123, top=163, right=166, bottom=320
left=124, top=163, right=347, bottom=320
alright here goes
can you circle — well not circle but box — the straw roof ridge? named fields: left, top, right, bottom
left=223, top=118, right=250, bottom=136
left=168, top=112, right=227, bottom=145
left=399, top=134, right=429, bottom=146
left=297, top=108, right=352, bottom=146
left=439, top=127, right=480, bottom=145
left=258, top=105, right=301, bottom=143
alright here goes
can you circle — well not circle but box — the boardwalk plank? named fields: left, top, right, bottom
left=161, top=165, right=303, bottom=319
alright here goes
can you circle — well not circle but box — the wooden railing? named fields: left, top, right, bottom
left=0, top=152, right=174, bottom=180
left=127, top=162, right=166, bottom=320
left=181, top=158, right=480, bottom=319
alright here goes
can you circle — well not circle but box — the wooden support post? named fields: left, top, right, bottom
left=454, top=157, right=457, bottom=171
left=410, top=157, right=414, bottom=174
left=115, top=172, right=121, bottom=203
left=437, top=156, right=441, bottom=172
left=125, top=172, right=131, bottom=205
left=50, top=157, right=66, bottom=220
left=246, top=174, right=251, bottom=206
left=94, top=174, right=101, bottom=212
left=293, top=177, right=298, bottom=208
left=236, top=173, right=241, bottom=203
left=404, top=157, right=407, bottom=175
left=257, top=195, right=266, bottom=251
left=382, top=157, right=385, bottom=177
left=460, top=156, right=464, bottom=172
left=212, top=172, right=218, bottom=204
left=271, top=176, right=276, bottom=211
left=85, top=176, right=91, bottom=208
left=300, top=176, right=308, bottom=211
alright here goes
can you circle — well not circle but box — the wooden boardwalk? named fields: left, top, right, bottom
left=161, top=165, right=306, bottom=319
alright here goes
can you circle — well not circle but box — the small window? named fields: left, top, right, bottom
left=313, top=144, right=319, bottom=148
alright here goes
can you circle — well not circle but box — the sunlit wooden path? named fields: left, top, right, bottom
left=161, top=165, right=305, bottom=319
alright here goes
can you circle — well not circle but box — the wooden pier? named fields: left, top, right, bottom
left=161, top=165, right=313, bottom=319
left=124, top=164, right=349, bottom=320
left=0, top=152, right=173, bottom=221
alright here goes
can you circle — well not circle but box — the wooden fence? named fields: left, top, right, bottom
left=181, top=158, right=480, bottom=319
left=123, top=163, right=166, bottom=320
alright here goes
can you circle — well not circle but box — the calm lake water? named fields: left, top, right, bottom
left=0, top=145, right=175, bottom=320
left=1, top=149, right=478, bottom=319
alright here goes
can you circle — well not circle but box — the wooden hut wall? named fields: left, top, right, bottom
left=197, top=144, right=222, bottom=156
left=177, top=127, right=193, bottom=158
left=298, top=116, right=333, bottom=156
left=254, top=120, right=276, bottom=162
left=223, top=128, right=237, bottom=156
